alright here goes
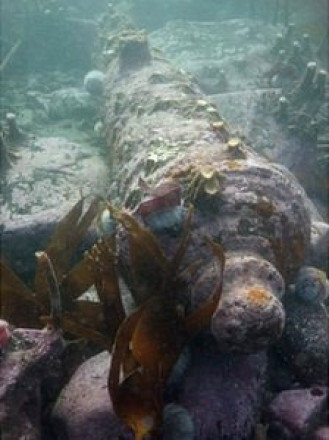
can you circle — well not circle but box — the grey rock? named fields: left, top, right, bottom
left=1, top=209, right=98, bottom=283
left=83, top=70, right=105, bottom=96
left=149, top=19, right=277, bottom=94
left=276, top=294, right=329, bottom=385
left=47, top=87, right=99, bottom=120
left=307, top=221, right=329, bottom=273
left=162, top=403, right=194, bottom=440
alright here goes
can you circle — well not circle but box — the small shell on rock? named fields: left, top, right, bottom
left=138, top=181, right=181, bottom=220
left=144, top=205, right=185, bottom=233
left=162, top=403, right=194, bottom=440
left=93, top=121, right=104, bottom=137
left=98, top=207, right=116, bottom=236
left=137, top=180, right=184, bottom=232
left=227, top=137, right=246, bottom=159
left=294, top=267, right=329, bottom=303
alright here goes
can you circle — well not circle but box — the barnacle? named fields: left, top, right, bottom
left=254, top=195, right=276, bottom=218
left=86, top=235, right=125, bottom=345
left=227, top=137, right=247, bottom=159
left=210, top=120, right=230, bottom=141
left=185, top=164, right=225, bottom=202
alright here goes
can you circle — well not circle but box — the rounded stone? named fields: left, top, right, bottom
left=276, top=294, right=329, bottom=385
left=83, top=70, right=105, bottom=95
left=294, top=266, right=328, bottom=303
left=51, top=351, right=125, bottom=439
left=192, top=254, right=285, bottom=352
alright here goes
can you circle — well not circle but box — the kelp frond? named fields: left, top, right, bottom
left=1, top=198, right=99, bottom=334
left=107, top=217, right=226, bottom=439
left=34, top=197, right=99, bottom=305
left=87, top=236, right=125, bottom=347
left=35, top=251, right=62, bottom=329
left=108, top=204, right=195, bottom=304
left=2, top=197, right=226, bottom=440
left=185, top=237, right=225, bottom=336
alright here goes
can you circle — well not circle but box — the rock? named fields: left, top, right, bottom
left=0, top=328, right=64, bottom=439
left=149, top=19, right=277, bottom=94
left=276, top=294, right=329, bottom=386
left=314, top=427, right=329, bottom=440
left=1, top=209, right=60, bottom=281
left=83, top=70, right=105, bottom=96
left=51, top=351, right=127, bottom=439
left=0, top=320, right=11, bottom=350
left=192, top=253, right=285, bottom=352
left=1, top=206, right=98, bottom=283
left=178, top=347, right=267, bottom=439
left=51, top=347, right=266, bottom=440
left=2, top=136, right=108, bottom=221
left=294, top=266, right=328, bottom=303
left=307, top=221, right=329, bottom=273
left=1, top=134, right=108, bottom=280
left=162, top=403, right=194, bottom=440
left=267, top=387, right=329, bottom=439
left=47, top=87, right=99, bottom=120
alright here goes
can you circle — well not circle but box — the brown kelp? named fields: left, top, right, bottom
left=0, top=198, right=112, bottom=347
left=107, top=204, right=225, bottom=439
left=1, top=198, right=225, bottom=438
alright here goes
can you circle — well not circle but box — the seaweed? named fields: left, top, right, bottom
left=107, top=207, right=225, bottom=439
left=1, top=198, right=225, bottom=439
left=86, top=235, right=125, bottom=346
left=0, top=198, right=107, bottom=343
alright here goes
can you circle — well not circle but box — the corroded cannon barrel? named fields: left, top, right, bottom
left=102, top=20, right=311, bottom=352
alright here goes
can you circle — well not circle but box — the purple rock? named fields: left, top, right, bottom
left=313, top=427, right=329, bottom=440
left=50, top=345, right=267, bottom=440
left=0, top=328, right=63, bottom=439
left=178, top=347, right=267, bottom=439
left=191, top=253, right=285, bottom=352
left=51, top=351, right=128, bottom=439
left=267, top=387, right=329, bottom=438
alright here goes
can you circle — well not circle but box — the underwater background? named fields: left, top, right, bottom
left=1, top=1, right=329, bottom=439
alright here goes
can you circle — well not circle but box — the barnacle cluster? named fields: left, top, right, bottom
left=183, top=164, right=225, bottom=203
left=262, top=23, right=329, bottom=199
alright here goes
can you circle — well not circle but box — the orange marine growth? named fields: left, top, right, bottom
left=246, top=285, right=271, bottom=307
